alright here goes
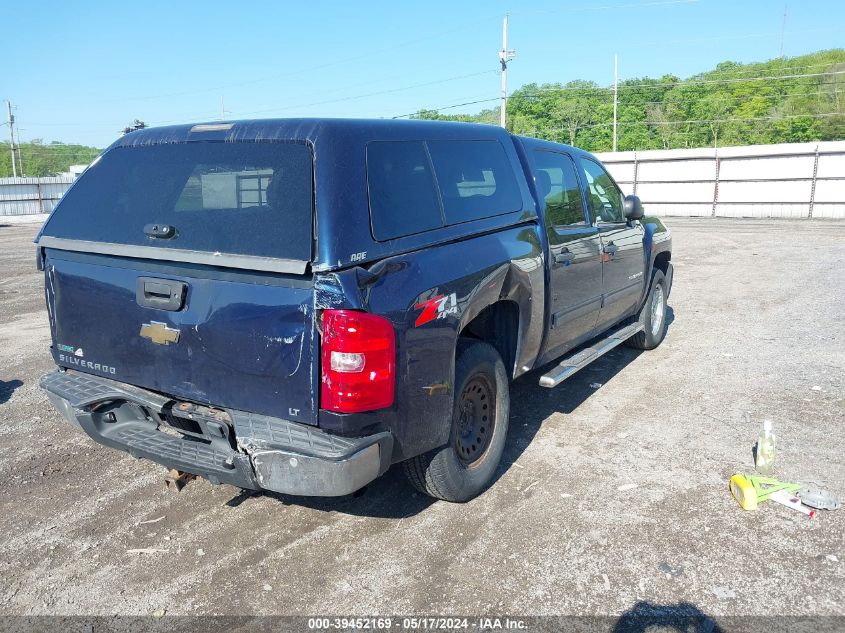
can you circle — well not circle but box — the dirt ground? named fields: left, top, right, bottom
left=0, top=218, right=843, bottom=622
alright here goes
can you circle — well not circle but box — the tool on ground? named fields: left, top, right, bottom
left=769, top=489, right=815, bottom=517
left=729, top=473, right=801, bottom=512
left=798, top=487, right=841, bottom=511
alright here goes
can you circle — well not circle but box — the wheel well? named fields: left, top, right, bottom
left=653, top=251, right=671, bottom=276
left=459, top=301, right=519, bottom=378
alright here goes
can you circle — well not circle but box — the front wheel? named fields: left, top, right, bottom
left=403, top=340, right=510, bottom=502
left=626, top=269, right=668, bottom=350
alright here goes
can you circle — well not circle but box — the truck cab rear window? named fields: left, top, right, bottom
left=41, top=142, right=313, bottom=261
left=366, top=139, right=521, bottom=240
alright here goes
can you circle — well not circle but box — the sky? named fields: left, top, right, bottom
left=3, top=0, right=844, bottom=148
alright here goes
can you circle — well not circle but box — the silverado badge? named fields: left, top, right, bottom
left=140, top=321, right=181, bottom=346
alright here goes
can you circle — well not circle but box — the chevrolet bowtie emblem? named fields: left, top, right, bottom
left=140, top=321, right=181, bottom=346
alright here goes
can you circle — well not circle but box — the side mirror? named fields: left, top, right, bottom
left=623, top=195, right=644, bottom=221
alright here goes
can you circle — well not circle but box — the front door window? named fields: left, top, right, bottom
left=580, top=159, right=624, bottom=224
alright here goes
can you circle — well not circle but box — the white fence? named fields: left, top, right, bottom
left=0, top=176, right=75, bottom=216
left=594, top=140, right=845, bottom=219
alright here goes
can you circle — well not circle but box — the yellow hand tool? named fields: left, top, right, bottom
left=729, top=473, right=801, bottom=511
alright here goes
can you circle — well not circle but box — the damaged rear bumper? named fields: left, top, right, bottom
left=40, top=369, right=392, bottom=497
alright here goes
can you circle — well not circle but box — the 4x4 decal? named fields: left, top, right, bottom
left=415, top=293, right=458, bottom=327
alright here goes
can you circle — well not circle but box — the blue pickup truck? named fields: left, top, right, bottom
left=37, top=119, right=672, bottom=502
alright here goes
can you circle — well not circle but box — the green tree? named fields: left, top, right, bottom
left=412, top=48, right=845, bottom=151
left=0, top=141, right=101, bottom=178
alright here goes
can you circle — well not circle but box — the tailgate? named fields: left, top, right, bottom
left=36, top=136, right=319, bottom=423
left=44, top=252, right=319, bottom=425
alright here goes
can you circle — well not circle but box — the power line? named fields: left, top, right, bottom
left=631, top=90, right=845, bottom=107
left=511, top=0, right=698, bottom=17
left=220, top=70, right=498, bottom=120
left=541, top=70, right=845, bottom=93
left=17, top=77, right=845, bottom=140
left=513, top=87, right=845, bottom=105
left=622, top=69, right=845, bottom=88
left=521, top=70, right=845, bottom=94
left=636, top=111, right=843, bottom=126
left=20, top=69, right=499, bottom=130
left=632, top=59, right=842, bottom=80
left=639, top=27, right=839, bottom=49
left=392, top=97, right=502, bottom=119
left=48, top=0, right=701, bottom=108
left=394, top=83, right=845, bottom=121
left=539, top=111, right=843, bottom=133
left=22, top=67, right=446, bottom=126
left=78, top=18, right=502, bottom=106
left=490, top=67, right=845, bottom=100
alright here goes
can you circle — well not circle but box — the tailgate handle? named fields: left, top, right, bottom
left=136, top=277, right=187, bottom=311
left=144, top=223, right=176, bottom=239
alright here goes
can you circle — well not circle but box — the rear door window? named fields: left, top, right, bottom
left=531, top=150, right=588, bottom=226
left=427, top=140, right=522, bottom=224
left=41, top=141, right=313, bottom=261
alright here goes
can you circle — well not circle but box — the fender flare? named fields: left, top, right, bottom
left=455, top=257, right=544, bottom=379
left=637, top=222, right=660, bottom=310
left=637, top=221, right=672, bottom=311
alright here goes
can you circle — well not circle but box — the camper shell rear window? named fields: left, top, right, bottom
left=41, top=141, right=313, bottom=261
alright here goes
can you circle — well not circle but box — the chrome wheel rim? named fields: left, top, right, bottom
left=650, top=283, right=665, bottom=337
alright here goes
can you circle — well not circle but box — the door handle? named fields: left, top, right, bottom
left=603, top=242, right=618, bottom=256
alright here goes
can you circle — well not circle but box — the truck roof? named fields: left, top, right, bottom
left=114, top=118, right=596, bottom=165
left=112, top=118, right=515, bottom=149
left=514, top=134, right=592, bottom=160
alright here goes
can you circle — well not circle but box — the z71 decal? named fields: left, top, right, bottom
left=415, top=293, right=459, bottom=327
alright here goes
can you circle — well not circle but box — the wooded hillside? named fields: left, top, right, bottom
left=0, top=141, right=100, bottom=178
left=414, top=49, right=845, bottom=151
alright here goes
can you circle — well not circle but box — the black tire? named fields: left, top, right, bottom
left=403, top=339, right=510, bottom=502
left=627, top=269, right=668, bottom=350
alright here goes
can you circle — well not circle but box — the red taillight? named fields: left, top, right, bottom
left=320, top=310, right=395, bottom=413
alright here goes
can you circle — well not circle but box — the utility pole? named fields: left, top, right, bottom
left=779, top=5, right=788, bottom=58
left=612, top=54, right=619, bottom=152
left=219, top=96, right=230, bottom=121
left=498, top=14, right=516, bottom=129
left=5, top=100, right=17, bottom=178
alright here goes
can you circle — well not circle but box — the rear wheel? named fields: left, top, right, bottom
left=627, top=269, right=668, bottom=350
left=403, top=340, right=509, bottom=502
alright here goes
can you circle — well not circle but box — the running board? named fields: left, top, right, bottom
left=539, top=323, right=644, bottom=388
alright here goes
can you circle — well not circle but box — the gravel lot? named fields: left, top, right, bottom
left=0, top=219, right=843, bottom=623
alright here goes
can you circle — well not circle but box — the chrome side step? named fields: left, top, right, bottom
left=539, top=322, right=644, bottom=388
